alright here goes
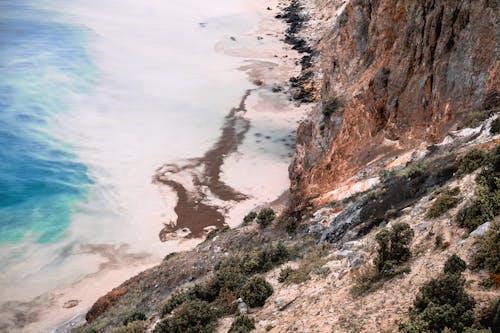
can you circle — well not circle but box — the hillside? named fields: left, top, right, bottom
left=70, top=0, right=500, bottom=332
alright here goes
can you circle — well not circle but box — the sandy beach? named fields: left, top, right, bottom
left=4, top=0, right=310, bottom=331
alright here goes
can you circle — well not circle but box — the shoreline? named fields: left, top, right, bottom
left=154, top=0, right=312, bottom=240
left=8, top=0, right=312, bottom=332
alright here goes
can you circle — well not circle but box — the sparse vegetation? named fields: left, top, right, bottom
left=278, top=266, right=294, bottom=283
left=240, top=276, right=273, bottom=307
left=443, top=254, right=467, bottom=275
left=459, top=109, right=496, bottom=130
left=470, top=219, right=500, bottom=275
left=479, top=277, right=495, bottom=290
left=122, top=312, right=146, bottom=326
left=285, top=243, right=330, bottom=284
left=400, top=255, right=475, bottom=333
left=229, top=315, right=255, bottom=333
left=456, top=148, right=487, bottom=177
left=491, top=117, right=500, bottom=135
left=111, top=321, right=147, bottom=333
left=479, top=297, right=500, bottom=331
left=374, top=223, right=414, bottom=276
left=160, top=241, right=289, bottom=319
left=242, top=212, right=257, bottom=226
left=154, top=300, right=217, bottom=333
left=434, top=234, right=450, bottom=250
left=163, top=252, right=178, bottom=261
left=256, top=208, right=276, bottom=228
left=426, top=187, right=461, bottom=218
left=285, top=216, right=298, bottom=234
left=352, top=223, right=413, bottom=296
left=206, top=225, right=230, bottom=240
left=457, top=146, right=500, bottom=231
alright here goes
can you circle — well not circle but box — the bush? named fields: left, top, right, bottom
left=240, top=276, right=273, bottom=307
left=457, top=146, right=500, bottom=231
left=479, top=297, right=499, bottom=332
left=240, top=242, right=290, bottom=275
left=163, top=252, right=178, bottom=262
left=206, top=226, right=230, bottom=240
left=434, top=234, right=450, bottom=250
left=154, top=300, right=217, bottom=333
left=161, top=282, right=219, bottom=316
left=460, top=109, right=495, bottom=130
left=470, top=219, right=500, bottom=274
left=111, top=321, right=147, bottom=333
left=400, top=255, right=476, bottom=333
left=443, top=254, right=467, bottom=275
left=491, top=117, right=500, bottom=135
left=457, top=149, right=487, bottom=177
left=242, top=212, right=257, bottom=226
left=123, top=312, right=146, bottom=326
left=161, top=289, right=192, bottom=316
left=256, top=208, right=275, bottom=228
left=229, top=315, right=255, bottom=333
left=426, top=187, right=461, bottom=218
left=478, top=277, right=494, bottom=290
left=286, top=243, right=330, bottom=284
left=278, top=266, right=294, bottom=283
left=285, top=216, right=298, bottom=234
left=375, top=223, right=414, bottom=276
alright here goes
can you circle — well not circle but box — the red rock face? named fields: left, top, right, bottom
left=290, top=0, right=499, bottom=204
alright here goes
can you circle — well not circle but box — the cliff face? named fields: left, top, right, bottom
left=291, top=0, right=499, bottom=203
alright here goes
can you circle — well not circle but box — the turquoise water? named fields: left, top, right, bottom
left=0, top=1, right=94, bottom=243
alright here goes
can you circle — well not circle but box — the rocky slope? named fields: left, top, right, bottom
left=70, top=0, right=500, bottom=332
left=290, top=0, right=499, bottom=204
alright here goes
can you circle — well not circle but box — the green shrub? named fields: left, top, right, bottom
left=426, top=187, right=461, bottom=218
left=443, top=254, right=467, bottom=275
left=242, top=212, right=257, bottom=226
left=161, top=281, right=219, bottom=316
left=460, top=109, right=495, bottom=130
left=111, top=321, right=147, bottom=333
left=375, top=223, right=414, bottom=276
left=478, top=277, right=495, bottom=290
left=434, top=234, right=450, bottom=250
left=240, top=276, right=273, bottom=307
left=154, top=300, right=217, bottom=333
left=400, top=255, right=476, bottom=333
left=322, top=97, right=342, bottom=117
left=457, top=149, right=487, bottom=177
left=470, top=219, right=500, bottom=274
left=278, top=266, right=294, bottom=283
left=123, top=312, right=146, bottom=326
left=163, top=252, right=178, bottom=262
left=285, top=216, right=298, bottom=234
left=457, top=146, right=500, bottom=231
left=256, top=208, right=275, bottom=228
left=241, top=242, right=289, bottom=275
left=161, top=289, right=192, bottom=316
left=206, top=226, right=230, bottom=240
left=228, top=315, right=255, bottom=333
left=479, top=297, right=499, bottom=331
left=351, top=224, right=413, bottom=297
left=491, top=117, right=500, bottom=135
left=286, top=243, right=330, bottom=284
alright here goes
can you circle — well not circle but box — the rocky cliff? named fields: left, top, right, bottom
left=290, top=0, right=499, bottom=204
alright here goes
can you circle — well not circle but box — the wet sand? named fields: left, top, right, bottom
left=154, top=0, right=312, bottom=240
